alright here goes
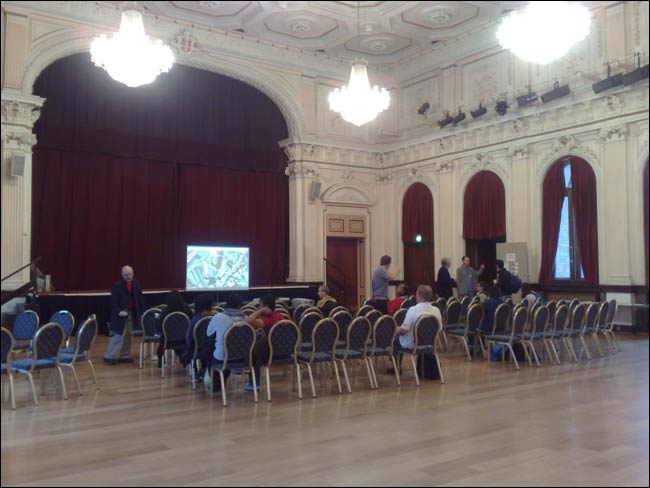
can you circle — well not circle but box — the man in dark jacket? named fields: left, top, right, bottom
left=496, top=260, right=512, bottom=296
left=436, top=258, right=456, bottom=300
left=104, top=265, right=144, bottom=365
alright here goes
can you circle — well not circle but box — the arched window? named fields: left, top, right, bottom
left=540, top=157, right=598, bottom=284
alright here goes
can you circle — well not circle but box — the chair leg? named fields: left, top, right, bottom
left=506, top=344, right=520, bottom=370
left=87, top=360, right=99, bottom=390
left=461, top=337, right=472, bottom=362
left=579, top=335, right=591, bottom=360
left=409, top=355, right=420, bottom=386
left=218, top=370, right=227, bottom=406
left=339, top=360, right=351, bottom=393
left=26, top=372, right=38, bottom=406
left=139, top=342, right=144, bottom=369
left=331, top=361, right=342, bottom=394
left=441, top=331, right=449, bottom=351
left=306, top=364, right=316, bottom=398
left=56, top=366, right=68, bottom=400
left=7, top=373, right=16, bottom=410
left=368, top=358, right=379, bottom=389
left=434, top=354, right=445, bottom=384
left=251, top=367, right=258, bottom=403
left=296, top=363, right=302, bottom=400
left=364, top=357, right=375, bottom=389
left=161, top=351, right=166, bottom=379
left=592, top=333, right=604, bottom=357
left=522, top=342, right=532, bottom=367
left=190, top=361, right=196, bottom=391
left=69, top=365, right=82, bottom=395
left=390, top=356, right=401, bottom=386
left=209, top=368, right=214, bottom=399
left=487, top=341, right=492, bottom=364
left=529, top=342, right=540, bottom=367
left=264, top=367, right=271, bottom=402
left=602, top=332, right=615, bottom=355
left=610, top=330, right=622, bottom=352
left=567, top=338, right=578, bottom=363
left=548, top=340, right=560, bottom=365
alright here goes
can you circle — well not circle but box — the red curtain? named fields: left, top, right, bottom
left=402, top=183, right=433, bottom=243
left=644, top=161, right=649, bottom=285
left=31, top=54, right=288, bottom=291
left=571, top=158, right=599, bottom=285
left=463, top=171, right=506, bottom=240
left=538, top=161, right=567, bottom=283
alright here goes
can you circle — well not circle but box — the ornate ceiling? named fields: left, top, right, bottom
left=108, top=1, right=519, bottom=66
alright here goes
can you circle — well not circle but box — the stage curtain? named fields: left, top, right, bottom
left=402, top=183, right=434, bottom=243
left=462, top=171, right=506, bottom=240
left=571, top=158, right=599, bottom=285
left=538, top=161, right=567, bottom=283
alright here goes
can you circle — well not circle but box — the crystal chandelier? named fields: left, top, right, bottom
left=90, top=7, right=174, bottom=87
left=328, top=2, right=390, bottom=126
left=497, top=1, right=591, bottom=65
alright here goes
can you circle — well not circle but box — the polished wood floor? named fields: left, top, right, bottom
left=2, top=335, right=649, bottom=487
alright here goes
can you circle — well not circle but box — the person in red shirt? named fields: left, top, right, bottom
left=388, top=282, right=409, bottom=315
left=245, top=295, right=286, bottom=391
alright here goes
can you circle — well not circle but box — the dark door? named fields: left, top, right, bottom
left=465, top=237, right=505, bottom=285
left=403, top=242, right=435, bottom=294
left=326, top=237, right=359, bottom=309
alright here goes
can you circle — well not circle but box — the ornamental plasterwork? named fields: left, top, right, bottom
left=1, top=130, right=38, bottom=151
left=598, top=124, right=629, bottom=142
left=174, top=30, right=198, bottom=58
left=602, top=94, right=625, bottom=113
left=506, top=145, right=528, bottom=160
left=284, top=162, right=318, bottom=180
left=375, top=171, right=393, bottom=184
left=341, top=168, right=354, bottom=182
left=1, top=100, right=42, bottom=127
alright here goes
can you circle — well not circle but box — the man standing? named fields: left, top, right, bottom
left=496, top=260, right=512, bottom=296
left=436, top=258, right=456, bottom=300
left=104, top=265, right=144, bottom=365
left=371, top=255, right=398, bottom=315
left=456, top=256, right=485, bottom=298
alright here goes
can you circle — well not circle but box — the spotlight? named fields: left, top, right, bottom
left=417, top=102, right=430, bottom=116
left=516, top=86, right=538, bottom=108
left=495, top=99, right=509, bottom=116
left=452, top=108, right=466, bottom=125
left=437, top=111, right=453, bottom=129
left=622, top=53, right=650, bottom=86
left=592, top=63, right=623, bottom=94
left=470, top=103, right=487, bottom=119
left=541, top=81, right=570, bottom=104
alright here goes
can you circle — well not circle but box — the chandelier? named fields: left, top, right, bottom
left=90, top=7, right=174, bottom=87
left=328, top=2, right=390, bottom=126
left=497, top=1, right=591, bottom=65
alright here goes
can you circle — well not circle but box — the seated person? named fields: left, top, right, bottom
left=475, top=281, right=489, bottom=302
left=156, top=290, right=194, bottom=368
left=520, top=283, right=538, bottom=308
left=245, top=295, right=287, bottom=392
left=183, top=293, right=216, bottom=378
left=317, top=285, right=337, bottom=316
left=207, top=294, right=245, bottom=392
left=388, top=282, right=409, bottom=315
left=481, top=286, right=505, bottom=334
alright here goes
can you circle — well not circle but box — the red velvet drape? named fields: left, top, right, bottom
left=31, top=54, right=288, bottom=291
left=644, top=161, right=649, bottom=285
left=571, top=158, right=599, bottom=285
left=463, top=171, right=506, bottom=240
left=402, top=183, right=434, bottom=243
left=538, top=161, right=567, bottom=283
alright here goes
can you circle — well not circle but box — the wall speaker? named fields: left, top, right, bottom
left=309, top=180, right=321, bottom=201
left=11, top=155, right=25, bottom=177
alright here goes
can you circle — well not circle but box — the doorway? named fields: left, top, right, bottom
left=465, top=237, right=505, bottom=285
left=326, top=237, right=359, bottom=309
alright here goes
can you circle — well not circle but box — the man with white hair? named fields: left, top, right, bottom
left=104, top=265, right=144, bottom=365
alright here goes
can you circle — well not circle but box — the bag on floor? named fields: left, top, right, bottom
left=415, top=352, right=441, bottom=380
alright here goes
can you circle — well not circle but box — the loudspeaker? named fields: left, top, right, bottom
left=309, top=181, right=321, bottom=201
left=11, top=155, right=25, bottom=177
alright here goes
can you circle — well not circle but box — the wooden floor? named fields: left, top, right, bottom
left=2, top=335, right=649, bottom=487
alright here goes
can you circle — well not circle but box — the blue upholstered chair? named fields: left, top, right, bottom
left=440, top=300, right=462, bottom=351
left=1, top=327, right=16, bottom=409
left=328, top=306, right=347, bottom=318
left=334, top=316, right=372, bottom=392
left=356, top=305, right=375, bottom=317
left=600, top=300, right=620, bottom=354
left=393, top=308, right=407, bottom=327
left=293, top=304, right=311, bottom=325
left=401, top=314, right=444, bottom=385
left=11, top=322, right=67, bottom=405
left=521, top=305, right=548, bottom=367
left=189, top=316, right=212, bottom=391
left=365, top=309, right=382, bottom=328
left=58, top=315, right=99, bottom=394
left=544, top=304, right=569, bottom=364
left=448, top=303, right=484, bottom=361
left=577, top=303, right=599, bottom=360
left=332, top=310, right=353, bottom=347
left=160, top=312, right=190, bottom=378
left=209, top=322, right=257, bottom=406
left=299, top=312, right=321, bottom=352
left=590, top=301, right=610, bottom=358
left=49, top=310, right=75, bottom=346
left=139, top=307, right=162, bottom=369
left=366, top=315, right=399, bottom=388
left=562, top=304, right=586, bottom=362
left=297, top=318, right=341, bottom=398
left=262, top=320, right=301, bottom=401
left=11, top=310, right=39, bottom=353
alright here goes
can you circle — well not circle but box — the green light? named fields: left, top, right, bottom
left=415, top=234, right=422, bottom=243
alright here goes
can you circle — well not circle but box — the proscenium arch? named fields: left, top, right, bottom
left=20, top=30, right=305, bottom=140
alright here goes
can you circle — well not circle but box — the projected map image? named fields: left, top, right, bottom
left=186, top=246, right=249, bottom=289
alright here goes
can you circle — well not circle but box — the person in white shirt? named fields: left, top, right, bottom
left=389, top=284, right=442, bottom=375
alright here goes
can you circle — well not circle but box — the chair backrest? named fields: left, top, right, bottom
left=74, top=315, right=98, bottom=356
left=299, top=312, right=321, bottom=344
left=49, top=310, right=75, bottom=339
left=460, top=296, right=470, bottom=316
left=531, top=305, right=549, bottom=336
left=332, top=310, right=353, bottom=337
left=240, top=308, right=256, bottom=317
left=365, top=309, right=382, bottom=327
left=162, top=312, right=190, bottom=345
left=606, top=300, right=617, bottom=329
left=393, top=308, right=407, bottom=326
left=584, top=303, right=599, bottom=332
left=546, top=300, right=557, bottom=318
left=141, top=308, right=162, bottom=337
left=552, top=304, right=570, bottom=334
left=435, top=298, right=446, bottom=311
left=511, top=306, right=528, bottom=338
left=1, top=327, right=14, bottom=365
left=445, top=300, right=462, bottom=327
left=293, top=303, right=311, bottom=324
left=346, top=317, right=371, bottom=353
left=268, top=320, right=300, bottom=363
left=275, top=309, right=291, bottom=319
left=466, top=303, right=484, bottom=334
left=596, top=301, right=610, bottom=332
left=13, top=310, right=39, bottom=341
left=505, top=298, right=513, bottom=308
left=328, top=306, right=348, bottom=318
left=304, top=306, right=324, bottom=318
left=493, top=303, right=511, bottom=334
left=570, top=304, right=587, bottom=333
left=357, top=305, right=374, bottom=317
left=413, top=315, right=439, bottom=350
left=213, top=306, right=224, bottom=313
left=192, top=316, right=213, bottom=358
left=311, top=318, right=339, bottom=355
left=568, top=298, right=580, bottom=312
left=34, top=323, right=65, bottom=363
left=223, top=322, right=255, bottom=367
left=520, top=298, right=529, bottom=309
left=373, top=315, right=397, bottom=350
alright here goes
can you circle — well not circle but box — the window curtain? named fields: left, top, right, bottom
left=570, top=158, right=599, bottom=285
left=538, top=161, right=567, bottom=283
left=402, top=183, right=434, bottom=243
left=463, top=171, right=506, bottom=240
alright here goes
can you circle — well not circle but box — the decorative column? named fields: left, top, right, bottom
left=1, top=90, right=45, bottom=290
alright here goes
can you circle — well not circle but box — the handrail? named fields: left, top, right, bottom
left=323, top=257, right=352, bottom=281
left=1, top=257, right=41, bottom=282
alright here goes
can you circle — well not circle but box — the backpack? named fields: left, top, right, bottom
left=510, top=274, right=522, bottom=294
